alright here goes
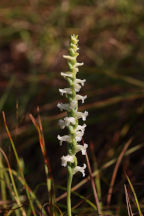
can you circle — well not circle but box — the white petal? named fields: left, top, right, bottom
left=57, top=103, right=70, bottom=111
left=74, top=83, right=81, bottom=92
left=63, top=55, right=76, bottom=61
left=75, top=131, right=83, bottom=142
left=57, top=135, right=71, bottom=145
left=73, top=67, right=79, bottom=74
left=58, top=117, right=76, bottom=129
left=76, top=124, right=86, bottom=135
left=76, top=95, right=87, bottom=103
left=73, top=164, right=86, bottom=177
left=76, top=143, right=88, bottom=155
left=75, top=79, right=86, bottom=86
left=69, top=48, right=79, bottom=55
left=61, top=72, right=73, bottom=78
left=75, top=62, right=84, bottom=67
left=74, top=79, right=86, bottom=92
left=59, top=88, right=72, bottom=95
left=61, top=155, right=74, bottom=167
left=64, top=117, right=76, bottom=127
left=58, top=119, right=65, bottom=129
left=76, top=111, right=88, bottom=121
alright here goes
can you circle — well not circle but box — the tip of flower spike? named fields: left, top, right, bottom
left=71, top=34, right=79, bottom=44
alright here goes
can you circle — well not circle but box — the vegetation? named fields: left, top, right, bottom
left=0, top=0, right=144, bottom=215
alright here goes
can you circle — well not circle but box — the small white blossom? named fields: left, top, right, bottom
left=59, top=88, right=72, bottom=96
left=61, top=155, right=74, bottom=167
left=76, top=124, right=86, bottom=135
left=73, top=67, right=79, bottom=74
left=59, top=117, right=76, bottom=129
left=57, top=101, right=77, bottom=111
left=69, top=47, right=79, bottom=56
left=76, top=95, right=87, bottom=103
left=76, top=111, right=88, bottom=121
left=75, top=79, right=86, bottom=86
left=74, top=79, right=86, bottom=92
left=75, top=62, right=84, bottom=67
left=61, top=72, right=73, bottom=78
left=63, top=55, right=76, bottom=61
left=75, top=130, right=84, bottom=142
left=76, top=143, right=88, bottom=155
left=57, top=103, right=70, bottom=111
left=57, top=135, right=71, bottom=145
left=73, top=164, right=86, bottom=177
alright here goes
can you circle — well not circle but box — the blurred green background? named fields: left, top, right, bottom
left=1, top=0, right=144, bottom=214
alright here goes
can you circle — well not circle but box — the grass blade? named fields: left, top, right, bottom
left=126, top=173, right=143, bottom=216
left=2, top=111, right=36, bottom=216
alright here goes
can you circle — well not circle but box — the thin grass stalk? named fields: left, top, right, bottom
left=89, top=141, right=103, bottom=210
left=37, top=106, right=56, bottom=215
left=124, top=184, right=134, bottom=216
left=126, top=174, right=143, bottom=216
left=29, top=112, right=56, bottom=215
left=0, top=151, right=7, bottom=204
left=0, top=147, right=25, bottom=216
left=82, top=139, right=102, bottom=215
left=2, top=111, right=36, bottom=216
left=41, top=202, right=63, bottom=216
left=4, top=171, right=21, bottom=216
left=4, top=168, right=47, bottom=216
left=107, top=138, right=132, bottom=206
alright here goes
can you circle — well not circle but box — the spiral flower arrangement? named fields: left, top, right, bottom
left=57, top=34, right=88, bottom=216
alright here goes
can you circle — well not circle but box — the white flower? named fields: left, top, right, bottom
left=57, top=135, right=71, bottom=145
left=75, top=62, right=84, bottom=67
left=63, top=55, right=76, bottom=61
left=57, top=101, right=77, bottom=111
left=76, top=111, right=88, bottom=121
left=75, top=79, right=86, bottom=86
left=57, top=103, right=70, bottom=111
left=75, top=130, right=83, bottom=142
left=61, top=72, right=73, bottom=78
left=59, top=117, right=76, bottom=129
left=73, top=164, right=86, bottom=177
left=76, top=95, right=87, bottom=103
left=69, top=47, right=79, bottom=55
left=73, top=67, right=79, bottom=74
left=76, top=143, right=88, bottom=155
left=59, top=88, right=72, bottom=96
left=61, top=155, right=74, bottom=167
left=76, top=124, right=86, bottom=135
left=74, top=79, right=86, bottom=92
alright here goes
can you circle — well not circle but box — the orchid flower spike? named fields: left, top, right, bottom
left=57, top=34, right=88, bottom=177
left=57, top=34, right=88, bottom=216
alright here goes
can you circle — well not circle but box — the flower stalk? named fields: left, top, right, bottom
left=57, top=35, right=88, bottom=216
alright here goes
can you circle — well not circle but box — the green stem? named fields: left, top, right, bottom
left=67, top=165, right=73, bottom=216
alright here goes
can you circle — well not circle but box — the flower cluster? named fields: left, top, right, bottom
left=57, top=34, right=88, bottom=177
